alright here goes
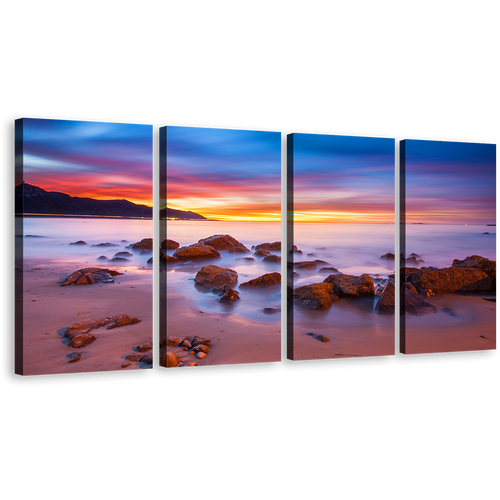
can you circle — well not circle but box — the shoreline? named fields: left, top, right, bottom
left=21, top=259, right=152, bottom=375
left=165, top=291, right=281, bottom=366
left=17, top=214, right=152, bottom=220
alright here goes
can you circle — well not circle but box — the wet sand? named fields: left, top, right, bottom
left=403, top=295, right=496, bottom=354
left=21, top=260, right=152, bottom=375
left=165, top=291, right=281, bottom=366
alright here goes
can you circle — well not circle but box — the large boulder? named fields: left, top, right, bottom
left=254, top=249, right=271, bottom=258
left=263, top=255, right=281, bottom=264
left=293, top=283, right=339, bottom=309
left=456, top=275, right=496, bottom=293
left=194, top=265, right=238, bottom=289
left=163, top=255, right=179, bottom=265
left=173, top=242, right=221, bottom=261
left=452, top=255, right=496, bottom=276
left=406, top=267, right=488, bottom=296
left=402, top=287, right=437, bottom=316
left=380, top=252, right=395, bottom=260
left=239, top=272, right=281, bottom=289
left=323, top=273, right=374, bottom=296
left=375, top=281, right=395, bottom=314
left=198, top=234, right=249, bottom=252
left=294, top=261, right=317, bottom=270
left=61, top=267, right=123, bottom=286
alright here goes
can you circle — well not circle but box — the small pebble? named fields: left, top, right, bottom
left=121, top=363, right=131, bottom=368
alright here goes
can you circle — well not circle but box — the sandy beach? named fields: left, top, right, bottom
left=164, top=291, right=281, bottom=366
left=21, top=259, right=152, bottom=375
left=403, top=295, right=496, bottom=355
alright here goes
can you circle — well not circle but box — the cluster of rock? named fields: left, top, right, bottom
left=69, top=238, right=153, bottom=265
left=161, top=335, right=212, bottom=367
left=161, top=234, right=282, bottom=267
left=161, top=234, right=281, bottom=307
left=290, top=251, right=495, bottom=318
left=63, top=314, right=150, bottom=368
left=64, top=314, right=141, bottom=348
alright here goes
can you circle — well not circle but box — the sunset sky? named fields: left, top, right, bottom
left=404, top=140, right=496, bottom=224
left=292, top=134, right=395, bottom=223
left=165, top=126, right=281, bottom=221
left=21, top=118, right=152, bottom=206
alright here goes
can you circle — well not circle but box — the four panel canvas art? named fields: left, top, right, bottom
left=14, top=120, right=496, bottom=374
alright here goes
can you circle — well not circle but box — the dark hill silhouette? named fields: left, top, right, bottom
left=15, top=182, right=152, bottom=218
left=160, top=207, right=207, bottom=220
left=16, top=183, right=208, bottom=220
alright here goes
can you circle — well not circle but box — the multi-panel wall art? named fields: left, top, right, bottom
left=14, top=120, right=497, bottom=375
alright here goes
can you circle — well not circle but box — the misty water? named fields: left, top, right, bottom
left=166, top=221, right=282, bottom=322
left=20, top=217, right=153, bottom=270
left=167, top=221, right=498, bottom=322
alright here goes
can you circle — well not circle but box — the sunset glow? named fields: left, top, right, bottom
left=164, top=126, right=281, bottom=221
left=291, top=134, right=395, bottom=223
left=21, top=118, right=152, bottom=206
left=404, top=140, right=496, bottom=224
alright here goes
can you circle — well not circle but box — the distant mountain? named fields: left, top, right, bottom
left=15, top=183, right=152, bottom=218
left=160, top=206, right=207, bottom=220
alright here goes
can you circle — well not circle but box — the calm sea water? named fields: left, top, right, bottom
left=167, top=221, right=498, bottom=321
left=166, top=221, right=281, bottom=321
left=20, top=217, right=153, bottom=269
left=406, top=224, right=496, bottom=268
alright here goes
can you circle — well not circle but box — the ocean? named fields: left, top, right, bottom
left=166, top=221, right=496, bottom=326
left=20, top=217, right=153, bottom=269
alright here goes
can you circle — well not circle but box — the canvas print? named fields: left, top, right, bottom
left=15, top=118, right=153, bottom=375
left=160, top=126, right=281, bottom=368
left=400, top=139, right=496, bottom=354
left=287, top=133, right=395, bottom=360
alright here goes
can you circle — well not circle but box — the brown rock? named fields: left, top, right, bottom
left=289, top=245, right=303, bottom=254
left=67, top=352, right=82, bottom=363
left=69, top=333, right=97, bottom=348
left=456, top=275, right=496, bottom=293
left=217, top=284, right=241, bottom=303
left=254, top=249, right=271, bottom=257
left=106, top=315, right=141, bottom=330
left=91, top=242, right=119, bottom=247
left=254, top=242, right=281, bottom=251
left=263, top=255, right=281, bottom=264
left=239, top=272, right=281, bottom=289
left=190, top=336, right=211, bottom=347
left=137, top=343, right=153, bottom=352
left=263, top=307, right=281, bottom=314
left=162, top=239, right=180, bottom=250
left=65, top=315, right=141, bottom=341
left=380, top=252, right=395, bottom=260
left=375, top=281, right=395, bottom=314
left=196, top=352, right=207, bottom=359
left=173, top=242, right=221, bottom=261
left=293, top=283, right=339, bottom=309
left=403, top=282, right=418, bottom=294
left=114, top=251, right=133, bottom=258
left=125, top=353, right=144, bottom=362
left=323, top=273, right=374, bottom=296
left=452, top=255, right=496, bottom=276
left=319, top=267, right=339, bottom=274
left=294, top=261, right=317, bottom=270
left=306, top=332, right=330, bottom=342
left=198, top=234, right=249, bottom=252
left=162, top=352, right=180, bottom=367
left=163, top=255, right=179, bottom=265
left=403, top=287, right=437, bottom=316
left=140, top=353, right=153, bottom=364
left=121, top=363, right=131, bottom=368
left=236, top=257, right=255, bottom=262
left=69, top=240, right=87, bottom=245
left=127, top=238, right=153, bottom=251
left=166, top=335, right=186, bottom=347
left=406, top=267, right=488, bottom=296
left=228, top=246, right=251, bottom=254
left=61, top=267, right=123, bottom=286
left=194, top=265, right=238, bottom=289
left=109, top=257, right=130, bottom=263
left=193, top=344, right=210, bottom=354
